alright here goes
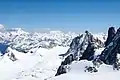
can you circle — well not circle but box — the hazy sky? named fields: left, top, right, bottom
left=0, top=0, right=120, bottom=32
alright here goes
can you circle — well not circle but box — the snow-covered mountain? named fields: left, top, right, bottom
left=53, top=27, right=120, bottom=80
left=0, top=26, right=106, bottom=54
left=0, top=25, right=110, bottom=80
left=0, top=27, right=78, bottom=54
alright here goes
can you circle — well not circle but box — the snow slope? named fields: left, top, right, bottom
left=50, top=48, right=120, bottom=80
left=0, top=35, right=118, bottom=80
left=3, top=47, right=118, bottom=80
left=53, top=61, right=120, bottom=80
left=2, top=46, right=116, bottom=80
left=0, top=46, right=69, bottom=80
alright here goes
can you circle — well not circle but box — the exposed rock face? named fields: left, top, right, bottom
left=56, top=31, right=104, bottom=76
left=59, top=34, right=83, bottom=58
left=113, top=60, right=120, bottom=70
left=84, top=66, right=98, bottom=73
left=8, top=53, right=17, bottom=62
left=56, top=27, right=120, bottom=77
left=5, top=47, right=18, bottom=62
left=105, top=27, right=116, bottom=47
left=61, top=54, right=74, bottom=65
left=55, top=54, right=73, bottom=76
left=79, top=42, right=95, bottom=61
left=100, top=28, right=120, bottom=65
left=55, top=65, right=67, bottom=76
left=59, top=31, right=103, bottom=60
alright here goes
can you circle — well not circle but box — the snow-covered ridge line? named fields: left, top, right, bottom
left=0, top=27, right=78, bottom=53
left=0, top=25, right=106, bottom=54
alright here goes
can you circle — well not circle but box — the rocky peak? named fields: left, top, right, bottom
left=56, top=31, right=104, bottom=76
left=105, top=27, right=116, bottom=47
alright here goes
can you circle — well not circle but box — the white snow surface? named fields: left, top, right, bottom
left=0, top=46, right=69, bottom=80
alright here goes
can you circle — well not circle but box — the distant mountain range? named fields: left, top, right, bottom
left=0, top=25, right=106, bottom=54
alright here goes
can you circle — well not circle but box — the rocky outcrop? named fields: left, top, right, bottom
left=56, top=31, right=104, bottom=76
left=84, top=66, right=98, bottom=73
left=99, top=28, right=120, bottom=65
left=55, top=54, right=73, bottom=76
left=55, top=65, right=67, bottom=76
left=79, top=42, right=95, bottom=61
left=59, top=31, right=103, bottom=60
left=5, top=47, right=18, bottom=62
left=59, top=34, right=83, bottom=58
left=56, top=27, right=120, bottom=77
left=8, top=52, right=17, bottom=62
left=105, top=27, right=116, bottom=47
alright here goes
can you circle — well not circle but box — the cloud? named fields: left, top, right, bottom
left=0, top=24, right=5, bottom=30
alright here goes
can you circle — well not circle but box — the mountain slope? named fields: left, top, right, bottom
left=0, top=46, right=69, bottom=80
left=0, top=25, right=108, bottom=80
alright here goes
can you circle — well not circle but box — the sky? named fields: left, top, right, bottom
left=0, top=0, right=120, bottom=33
